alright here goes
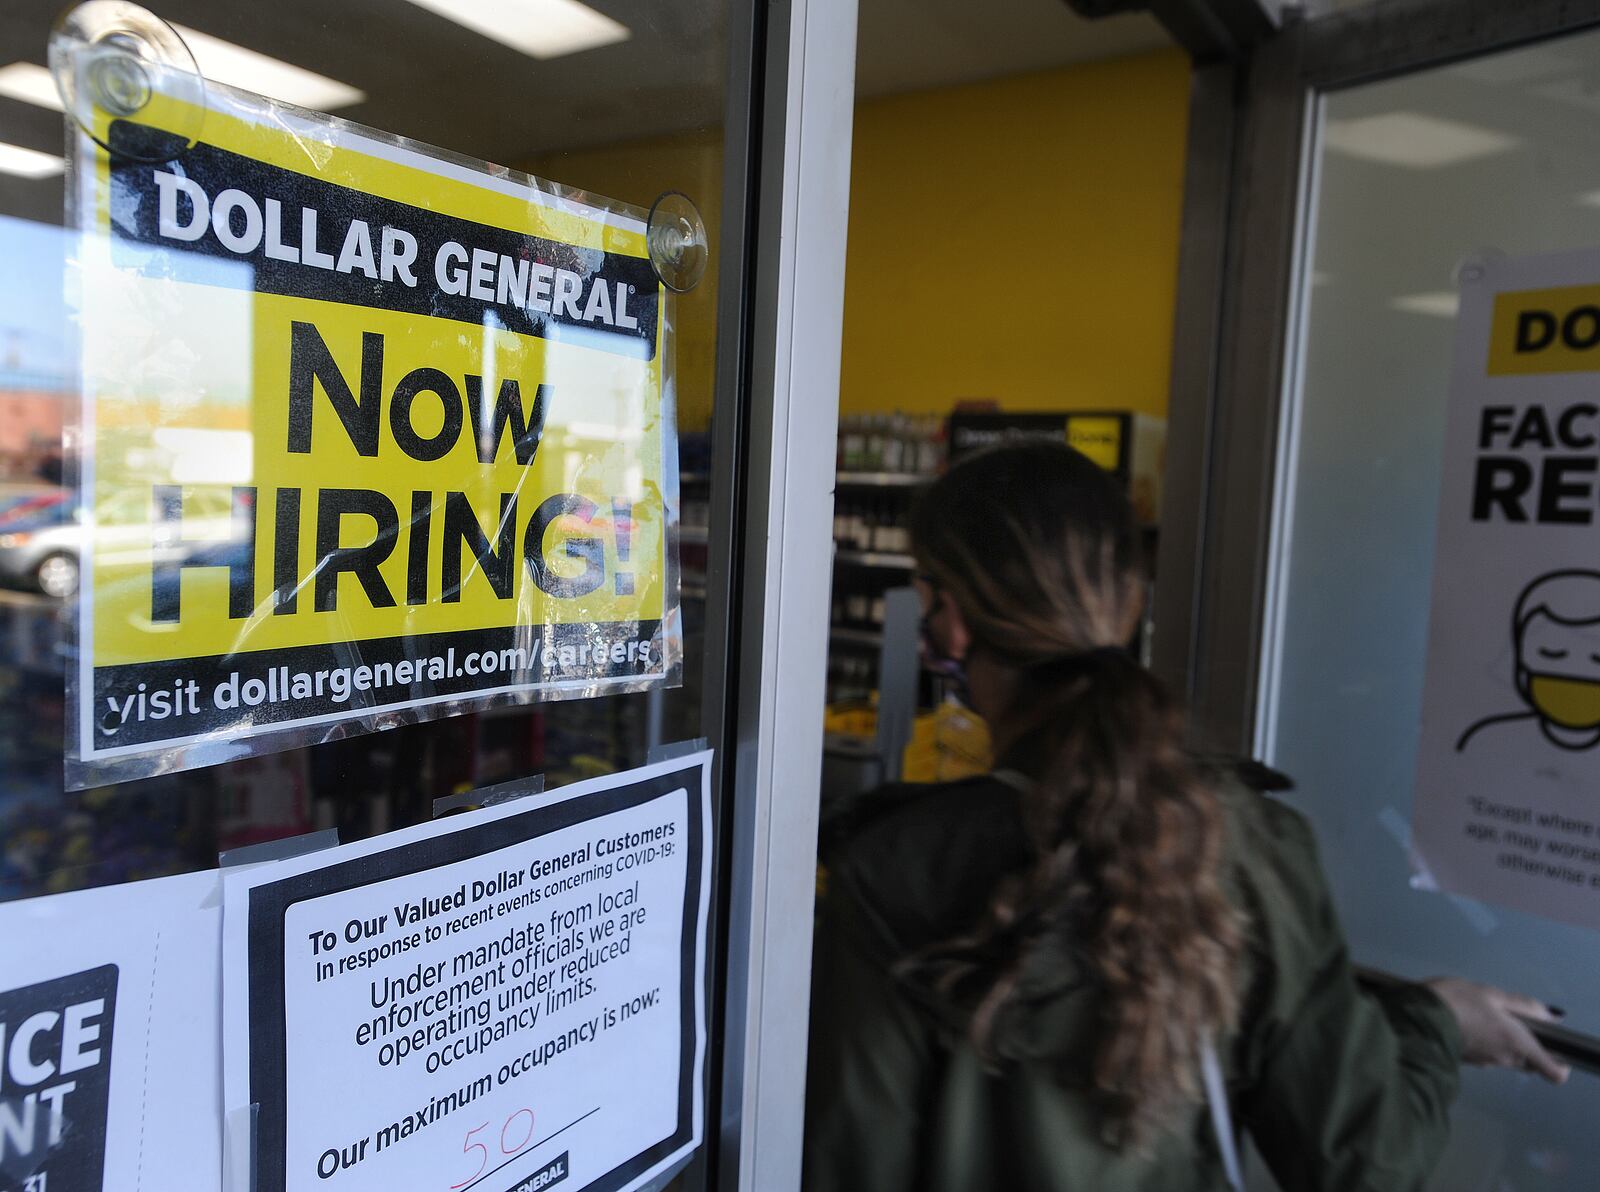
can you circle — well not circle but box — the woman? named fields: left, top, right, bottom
left=804, top=442, right=1566, bottom=1192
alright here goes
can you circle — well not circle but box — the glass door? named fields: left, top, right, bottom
left=1255, top=14, right=1600, bottom=1192
left=0, top=0, right=851, bottom=1188
left=0, top=0, right=742, bottom=822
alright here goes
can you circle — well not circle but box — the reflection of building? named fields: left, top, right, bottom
left=0, top=374, right=67, bottom=481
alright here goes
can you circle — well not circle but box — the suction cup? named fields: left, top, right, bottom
left=49, top=1, right=205, bottom=162
left=647, top=191, right=709, bottom=293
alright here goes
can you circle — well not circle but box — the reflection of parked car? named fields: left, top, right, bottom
left=0, top=488, right=68, bottom=527
left=0, top=499, right=77, bottom=597
left=0, top=487, right=246, bottom=601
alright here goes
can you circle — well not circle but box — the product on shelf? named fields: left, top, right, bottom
left=825, top=654, right=878, bottom=705
left=821, top=698, right=992, bottom=784
left=836, top=411, right=946, bottom=476
left=902, top=701, right=992, bottom=783
left=831, top=496, right=913, bottom=555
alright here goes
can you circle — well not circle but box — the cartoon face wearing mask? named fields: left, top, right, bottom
left=1459, top=570, right=1600, bottom=754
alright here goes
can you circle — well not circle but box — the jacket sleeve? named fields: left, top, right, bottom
left=1233, top=803, right=1464, bottom=1192
left=802, top=867, right=935, bottom=1192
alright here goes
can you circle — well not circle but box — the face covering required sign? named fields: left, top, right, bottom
left=1412, top=250, right=1600, bottom=931
left=69, top=86, right=678, bottom=788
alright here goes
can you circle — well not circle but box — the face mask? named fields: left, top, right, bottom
left=1528, top=674, right=1600, bottom=730
left=920, top=611, right=970, bottom=706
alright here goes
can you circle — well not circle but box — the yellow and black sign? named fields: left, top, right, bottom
left=72, top=90, right=675, bottom=780
left=1488, top=283, right=1600, bottom=375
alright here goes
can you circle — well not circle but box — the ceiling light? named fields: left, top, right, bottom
left=0, top=140, right=65, bottom=179
left=1322, top=111, right=1518, bottom=168
left=173, top=25, right=364, bottom=111
left=1577, top=190, right=1600, bottom=208
left=403, top=0, right=629, bottom=60
left=0, top=63, right=63, bottom=112
left=1390, top=291, right=1459, bottom=318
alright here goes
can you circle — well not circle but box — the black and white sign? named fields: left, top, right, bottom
left=0, top=967, right=116, bottom=1192
left=0, top=874, right=222, bottom=1191
left=222, top=754, right=711, bottom=1192
left=1413, top=250, right=1600, bottom=929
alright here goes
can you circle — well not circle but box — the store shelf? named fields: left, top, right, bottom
left=833, top=548, right=916, bottom=570
left=836, top=471, right=928, bottom=488
left=830, top=626, right=884, bottom=648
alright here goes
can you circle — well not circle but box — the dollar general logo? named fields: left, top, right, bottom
left=1488, top=284, right=1600, bottom=375
left=1472, top=283, right=1600, bottom=528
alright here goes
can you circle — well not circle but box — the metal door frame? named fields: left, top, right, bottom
left=703, top=0, right=857, bottom=1189
left=1148, top=0, right=1600, bottom=1075
left=1152, top=0, right=1600, bottom=756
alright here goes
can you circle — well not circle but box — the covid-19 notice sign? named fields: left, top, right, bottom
left=222, top=754, right=710, bottom=1192
left=69, top=82, right=679, bottom=786
left=1413, top=250, right=1600, bottom=930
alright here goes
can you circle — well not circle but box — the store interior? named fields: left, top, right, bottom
left=0, top=0, right=1185, bottom=900
left=820, top=5, right=1186, bottom=799
left=13, top=4, right=1600, bottom=1190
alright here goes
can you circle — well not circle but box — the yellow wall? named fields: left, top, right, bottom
left=520, top=47, right=1192, bottom=429
left=840, top=50, right=1191, bottom=419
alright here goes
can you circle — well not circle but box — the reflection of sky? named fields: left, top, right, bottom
left=0, top=212, right=258, bottom=404
left=80, top=232, right=256, bottom=410
left=547, top=321, right=652, bottom=361
left=0, top=214, right=73, bottom=382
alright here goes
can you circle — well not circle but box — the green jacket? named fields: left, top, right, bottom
left=804, top=772, right=1463, bottom=1192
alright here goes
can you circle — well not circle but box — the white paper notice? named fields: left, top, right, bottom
left=0, top=870, right=223, bottom=1192
left=222, top=754, right=711, bottom=1192
left=1412, top=249, right=1600, bottom=930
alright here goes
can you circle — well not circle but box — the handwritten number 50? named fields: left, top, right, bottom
left=451, top=1109, right=536, bottom=1189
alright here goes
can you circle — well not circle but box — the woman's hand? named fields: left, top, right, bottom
left=1424, top=977, right=1570, bottom=1084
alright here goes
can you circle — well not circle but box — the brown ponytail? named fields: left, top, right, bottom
left=907, top=442, right=1242, bottom=1147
